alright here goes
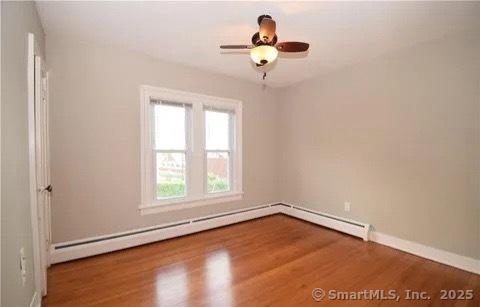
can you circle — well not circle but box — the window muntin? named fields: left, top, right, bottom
left=152, top=101, right=190, bottom=200
left=205, top=109, right=233, bottom=194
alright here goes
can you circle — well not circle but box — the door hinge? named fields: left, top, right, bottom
left=39, top=185, right=52, bottom=193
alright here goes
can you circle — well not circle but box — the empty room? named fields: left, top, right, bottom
left=1, top=1, right=479, bottom=306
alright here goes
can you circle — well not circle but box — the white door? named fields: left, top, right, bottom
left=34, top=55, right=51, bottom=296
left=28, top=32, right=51, bottom=299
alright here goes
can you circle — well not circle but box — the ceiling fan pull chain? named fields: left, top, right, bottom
left=263, top=72, right=267, bottom=80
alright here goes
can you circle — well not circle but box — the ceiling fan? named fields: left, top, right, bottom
left=220, top=14, right=310, bottom=79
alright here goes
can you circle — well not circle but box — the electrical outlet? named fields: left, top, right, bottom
left=20, top=247, right=26, bottom=286
left=344, top=202, right=351, bottom=212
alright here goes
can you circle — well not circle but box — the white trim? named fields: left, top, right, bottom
left=0, top=4, right=2, bottom=303
left=140, top=85, right=243, bottom=214
left=50, top=203, right=368, bottom=263
left=49, top=202, right=479, bottom=275
left=51, top=203, right=277, bottom=264
left=30, top=291, right=40, bottom=307
left=44, top=71, right=52, bottom=269
left=141, top=85, right=241, bottom=108
left=280, top=202, right=370, bottom=241
left=204, top=109, right=235, bottom=195
left=283, top=202, right=479, bottom=274
left=139, top=191, right=243, bottom=215
left=27, top=32, right=43, bottom=300
left=370, top=231, right=480, bottom=275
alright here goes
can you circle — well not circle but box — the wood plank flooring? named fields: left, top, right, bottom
left=43, top=214, right=479, bottom=306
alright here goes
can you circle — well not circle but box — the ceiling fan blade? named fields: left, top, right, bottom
left=259, top=17, right=276, bottom=43
left=220, top=45, right=252, bottom=49
left=276, top=42, right=310, bottom=52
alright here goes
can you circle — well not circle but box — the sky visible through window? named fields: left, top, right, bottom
left=206, top=110, right=229, bottom=150
left=154, top=104, right=185, bottom=150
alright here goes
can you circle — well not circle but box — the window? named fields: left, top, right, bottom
left=153, top=102, right=190, bottom=200
left=205, top=109, right=232, bottom=194
left=140, top=86, right=242, bottom=214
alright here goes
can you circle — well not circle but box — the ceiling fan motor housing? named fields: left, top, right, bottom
left=257, top=14, right=272, bottom=25
left=253, top=14, right=277, bottom=45
left=251, top=32, right=278, bottom=46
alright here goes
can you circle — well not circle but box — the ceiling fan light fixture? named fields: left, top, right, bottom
left=250, top=45, right=278, bottom=65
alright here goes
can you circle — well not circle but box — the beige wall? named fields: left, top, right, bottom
left=47, top=37, right=279, bottom=243
left=1, top=1, right=45, bottom=306
left=48, top=30, right=479, bottom=260
left=278, top=32, right=480, bottom=259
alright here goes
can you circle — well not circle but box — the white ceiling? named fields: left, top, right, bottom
left=36, top=1, right=480, bottom=88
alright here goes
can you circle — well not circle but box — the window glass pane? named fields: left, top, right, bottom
left=156, top=152, right=186, bottom=199
left=207, top=152, right=230, bottom=193
left=205, top=110, right=230, bottom=150
left=154, top=104, right=185, bottom=150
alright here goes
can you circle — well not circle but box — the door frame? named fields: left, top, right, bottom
left=0, top=3, right=2, bottom=304
left=42, top=71, right=52, bottom=269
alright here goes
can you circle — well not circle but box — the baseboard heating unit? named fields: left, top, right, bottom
left=50, top=202, right=370, bottom=264
left=276, top=203, right=370, bottom=241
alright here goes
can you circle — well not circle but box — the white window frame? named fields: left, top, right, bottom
left=204, top=108, right=234, bottom=195
left=151, top=101, right=191, bottom=201
left=140, top=85, right=243, bottom=215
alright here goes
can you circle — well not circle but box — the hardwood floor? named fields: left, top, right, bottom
left=43, top=214, right=479, bottom=306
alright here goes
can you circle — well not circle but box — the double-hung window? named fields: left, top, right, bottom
left=140, top=86, right=243, bottom=214
left=205, top=108, right=233, bottom=194
left=152, top=101, right=190, bottom=200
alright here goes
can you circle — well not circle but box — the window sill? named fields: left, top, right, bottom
left=139, top=191, right=244, bottom=215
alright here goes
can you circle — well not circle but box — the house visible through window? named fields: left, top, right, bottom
left=140, top=86, right=243, bottom=214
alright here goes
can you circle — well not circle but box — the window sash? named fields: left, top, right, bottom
left=204, top=110, right=234, bottom=194
left=150, top=101, right=191, bottom=202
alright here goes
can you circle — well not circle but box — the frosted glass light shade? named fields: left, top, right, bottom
left=250, top=45, right=278, bottom=65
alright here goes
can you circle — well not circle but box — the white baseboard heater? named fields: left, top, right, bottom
left=50, top=202, right=370, bottom=264
left=276, top=203, right=370, bottom=241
